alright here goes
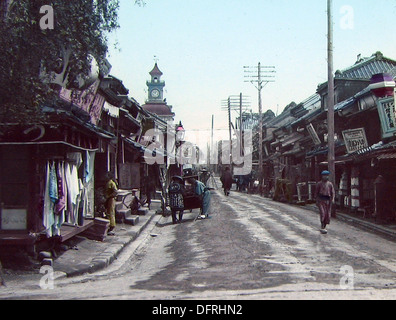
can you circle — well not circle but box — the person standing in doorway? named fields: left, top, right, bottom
left=220, top=167, right=233, bottom=196
left=316, top=170, right=335, bottom=234
left=105, top=172, right=118, bottom=236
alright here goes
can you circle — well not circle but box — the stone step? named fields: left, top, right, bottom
left=137, top=208, right=148, bottom=216
left=115, top=208, right=131, bottom=223
left=81, top=218, right=110, bottom=242
left=124, top=215, right=140, bottom=226
left=149, top=199, right=162, bottom=211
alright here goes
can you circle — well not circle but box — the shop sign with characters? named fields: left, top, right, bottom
left=342, top=128, right=369, bottom=154
left=376, top=97, right=396, bottom=139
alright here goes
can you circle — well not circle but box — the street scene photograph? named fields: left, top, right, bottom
left=1, top=0, right=396, bottom=303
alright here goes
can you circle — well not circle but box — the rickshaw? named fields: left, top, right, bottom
left=166, top=174, right=203, bottom=220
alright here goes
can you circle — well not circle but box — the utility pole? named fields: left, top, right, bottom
left=240, top=93, right=243, bottom=157
left=228, top=97, right=232, bottom=167
left=222, top=94, right=251, bottom=170
left=210, top=114, right=215, bottom=172
left=327, top=0, right=336, bottom=217
left=244, top=63, right=275, bottom=190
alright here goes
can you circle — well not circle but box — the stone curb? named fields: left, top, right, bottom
left=62, top=212, right=160, bottom=278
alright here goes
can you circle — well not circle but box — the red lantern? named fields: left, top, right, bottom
left=369, top=73, right=395, bottom=98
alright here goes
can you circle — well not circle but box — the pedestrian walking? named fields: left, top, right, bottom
left=168, top=176, right=185, bottom=224
left=316, top=170, right=335, bottom=234
left=105, top=172, right=118, bottom=236
left=220, top=167, right=233, bottom=196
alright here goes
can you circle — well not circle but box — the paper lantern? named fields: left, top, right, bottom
left=369, top=73, right=395, bottom=98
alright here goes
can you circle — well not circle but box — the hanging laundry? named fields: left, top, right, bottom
left=43, top=162, right=55, bottom=238
left=64, top=162, right=73, bottom=223
left=67, top=152, right=83, bottom=169
left=85, top=151, right=95, bottom=183
left=65, top=163, right=80, bottom=206
left=48, top=162, right=58, bottom=204
left=51, top=162, right=66, bottom=236
left=55, top=162, right=66, bottom=214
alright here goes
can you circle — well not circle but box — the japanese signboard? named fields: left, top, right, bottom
left=342, top=128, right=369, bottom=154
left=376, top=97, right=396, bottom=139
left=306, top=123, right=321, bottom=146
left=1, top=208, right=27, bottom=231
left=59, top=80, right=101, bottom=117
left=118, top=163, right=140, bottom=189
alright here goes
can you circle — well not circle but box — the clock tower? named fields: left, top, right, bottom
left=146, top=63, right=165, bottom=102
left=142, top=62, right=175, bottom=122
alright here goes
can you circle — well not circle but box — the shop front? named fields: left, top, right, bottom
left=0, top=119, right=112, bottom=254
left=336, top=143, right=396, bottom=222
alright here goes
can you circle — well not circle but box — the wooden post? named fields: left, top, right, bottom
left=258, top=63, right=263, bottom=189
left=228, top=97, right=232, bottom=170
left=327, top=0, right=336, bottom=218
left=240, top=93, right=243, bottom=157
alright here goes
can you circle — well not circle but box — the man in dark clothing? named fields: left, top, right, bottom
left=220, top=167, right=233, bottom=196
left=168, top=176, right=185, bottom=224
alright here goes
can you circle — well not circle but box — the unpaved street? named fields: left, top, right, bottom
left=1, top=189, right=396, bottom=300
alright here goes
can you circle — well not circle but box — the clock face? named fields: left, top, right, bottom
left=151, top=89, right=160, bottom=98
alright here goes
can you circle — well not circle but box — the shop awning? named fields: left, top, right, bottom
left=123, top=137, right=146, bottom=153
left=0, top=140, right=99, bottom=152
left=123, top=137, right=176, bottom=162
left=281, top=133, right=304, bottom=148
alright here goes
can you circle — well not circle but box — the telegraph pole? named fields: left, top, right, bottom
left=222, top=94, right=251, bottom=170
left=244, top=63, right=275, bottom=190
left=228, top=97, right=232, bottom=166
left=327, top=0, right=336, bottom=217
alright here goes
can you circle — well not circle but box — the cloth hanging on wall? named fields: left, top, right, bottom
left=85, top=151, right=95, bottom=183
left=43, top=162, right=55, bottom=237
left=43, top=156, right=90, bottom=237
left=55, top=162, right=66, bottom=214
left=48, top=162, right=58, bottom=204
left=65, top=163, right=80, bottom=206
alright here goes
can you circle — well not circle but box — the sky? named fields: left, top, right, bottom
left=106, top=0, right=396, bottom=146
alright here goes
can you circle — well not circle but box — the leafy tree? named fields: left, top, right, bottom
left=0, top=0, right=122, bottom=123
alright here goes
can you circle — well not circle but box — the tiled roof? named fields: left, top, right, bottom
left=142, top=102, right=174, bottom=116
left=388, top=67, right=396, bottom=79
left=335, top=52, right=396, bottom=80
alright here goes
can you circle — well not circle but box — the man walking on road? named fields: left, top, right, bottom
left=220, top=167, right=233, bottom=196
left=316, top=170, right=335, bottom=234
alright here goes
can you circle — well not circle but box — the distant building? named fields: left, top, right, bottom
left=141, top=63, right=175, bottom=123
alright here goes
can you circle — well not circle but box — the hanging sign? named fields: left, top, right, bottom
left=306, top=123, right=321, bottom=146
left=342, top=128, right=368, bottom=154
left=394, top=87, right=396, bottom=117
left=1, top=208, right=27, bottom=231
left=118, top=163, right=140, bottom=189
left=376, top=97, right=396, bottom=139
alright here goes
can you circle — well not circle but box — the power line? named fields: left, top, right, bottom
left=244, top=63, right=276, bottom=187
